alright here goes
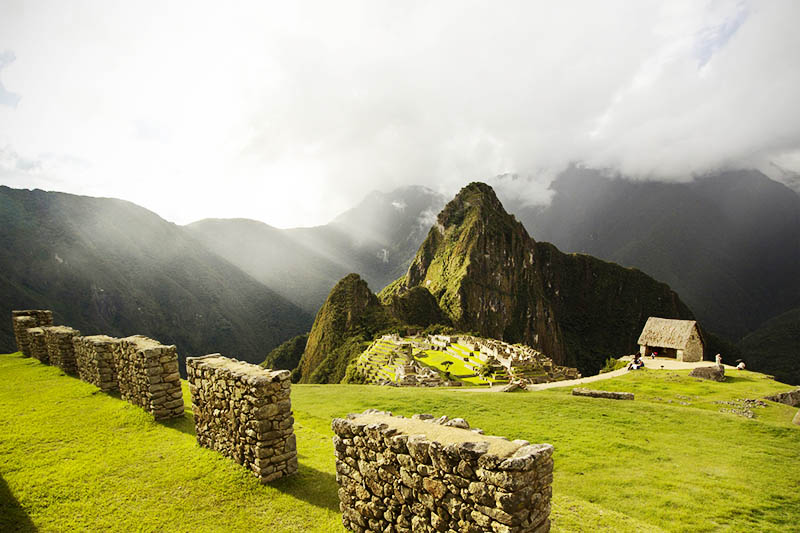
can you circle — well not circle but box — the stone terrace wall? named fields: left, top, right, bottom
left=12, top=316, right=36, bottom=357
left=332, top=410, right=553, bottom=533
left=187, top=354, right=297, bottom=483
left=11, top=310, right=53, bottom=356
left=114, top=335, right=184, bottom=420
left=43, top=326, right=81, bottom=375
left=74, top=335, right=120, bottom=392
left=27, top=327, right=49, bottom=363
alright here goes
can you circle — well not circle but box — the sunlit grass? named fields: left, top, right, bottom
left=1, top=352, right=798, bottom=532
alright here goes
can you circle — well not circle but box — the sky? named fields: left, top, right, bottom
left=1, top=0, right=799, bottom=228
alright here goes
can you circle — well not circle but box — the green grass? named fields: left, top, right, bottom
left=1, top=352, right=799, bottom=532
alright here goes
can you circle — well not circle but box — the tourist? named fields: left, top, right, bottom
left=736, top=360, right=746, bottom=370
left=651, top=350, right=658, bottom=359
left=715, top=353, right=722, bottom=366
left=627, top=354, right=645, bottom=370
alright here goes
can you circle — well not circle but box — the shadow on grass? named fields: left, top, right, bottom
left=156, top=409, right=197, bottom=436
left=0, top=475, right=37, bottom=532
left=270, top=460, right=340, bottom=513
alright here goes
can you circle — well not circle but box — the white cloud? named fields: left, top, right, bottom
left=0, top=0, right=798, bottom=227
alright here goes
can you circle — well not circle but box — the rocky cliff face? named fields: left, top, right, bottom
left=297, top=273, right=397, bottom=383
left=382, top=182, right=695, bottom=374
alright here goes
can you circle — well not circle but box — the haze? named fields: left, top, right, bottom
left=1, top=1, right=799, bottom=228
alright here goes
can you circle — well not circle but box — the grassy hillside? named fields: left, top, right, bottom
left=739, top=306, right=800, bottom=385
left=1, top=352, right=798, bottom=532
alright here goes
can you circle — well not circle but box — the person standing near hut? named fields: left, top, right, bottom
left=715, top=353, right=723, bottom=366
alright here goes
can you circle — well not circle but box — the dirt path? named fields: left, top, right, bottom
left=450, top=357, right=733, bottom=392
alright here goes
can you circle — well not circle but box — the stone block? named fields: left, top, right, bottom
left=571, top=388, right=634, bottom=400
left=42, top=326, right=81, bottom=375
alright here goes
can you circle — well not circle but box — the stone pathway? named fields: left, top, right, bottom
left=450, top=357, right=734, bottom=392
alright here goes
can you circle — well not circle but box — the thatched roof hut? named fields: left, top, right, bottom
left=637, top=317, right=704, bottom=362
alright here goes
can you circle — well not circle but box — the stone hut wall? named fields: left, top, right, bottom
left=74, top=335, right=120, bottom=392
left=187, top=354, right=297, bottom=483
left=27, top=327, right=49, bottom=363
left=332, top=410, right=553, bottom=533
left=42, top=326, right=81, bottom=375
left=113, top=335, right=184, bottom=420
left=11, top=310, right=53, bottom=356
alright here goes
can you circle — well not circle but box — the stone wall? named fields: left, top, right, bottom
left=114, top=335, right=184, bottom=420
left=187, top=354, right=297, bottom=483
left=43, top=326, right=81, bottom=375
left=332, top=410, right=553, bottom=533
left=11, top=310, right=53, bottom=356
left=74, top=335, right=120, bottom=392
left=572, top=388, right=634, bottom=400
left=27, top=327, right=49, bottom=363
left=763, top=388, right=800, bottom=408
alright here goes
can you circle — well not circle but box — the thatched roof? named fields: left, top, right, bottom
left=637, top=317, right=700, bottom=349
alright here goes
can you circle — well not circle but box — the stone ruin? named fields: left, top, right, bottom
left=332, top=410, right=553, bottom=533
left=187, top=354, right=297, bottom=483
left=11, top=309, right=53, bottom=357
left=572, top=387, right=634, bottom=401
left=42, top=325, right=81, bottom=375
left=74, top=335, right=120, bottom=392
left=114, top=335, right=184, bottom=420
left=27, top=327, right=49, bottom=363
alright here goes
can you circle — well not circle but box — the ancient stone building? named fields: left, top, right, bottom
left=42, top=326, right=81, bottom=375
left=27, top=327, right=49, bottom=363
left=637, top=317, right=704, bottom=362
left=74, top=335, right=120, bottom=392
left=11, top=310, right=53, bottom=357
left=113, top=335, right=184, bottom=420
left=187, top=354, right=297, bottom=483
left=332, top=410, right=553, bottom=532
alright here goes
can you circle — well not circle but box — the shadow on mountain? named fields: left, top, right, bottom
left=269, top=460, right=340, bottom=512
left=0, top=475, right=37, bottom=532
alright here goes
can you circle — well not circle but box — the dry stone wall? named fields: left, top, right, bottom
left=74, top=335, right=120, bottom=392
left=332, top=410, right=553, bottom=533
left=27, top=327, right=49, bottom=363
left=572, top=388, right=634, bottom=400
left=114, top=335, right=184, bottom=420
left=11, top=310, right=53, bottom=356
left=187, top=354, right=297, bottom=483
left=43, top=326, right=81, bottom=375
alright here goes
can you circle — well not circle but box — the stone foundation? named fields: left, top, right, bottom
left=763, top=388, right=800, bottom=408
left=572, top=388, right=634, bottom=400
left=332, top=410, right=553, bottom=533
left=27, top=327, right=49, bottom=363
left=42, top=326, right=81, bottom=375
left=74, top=335, right=120, bottom=392
left=187, top=354, right=297, bottom=483
left=688, top=365, right=725, bottom=382
left=114, top=335, right=184, bottom=420
left=11, top=310, right=54, bottom=356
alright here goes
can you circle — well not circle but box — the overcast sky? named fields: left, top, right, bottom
left=1, top=1, right=799, bottom=227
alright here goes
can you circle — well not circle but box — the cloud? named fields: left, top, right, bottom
left=0, top=50, right=21, bottom=107
left=391, top=200, right=407, bottom=212
left=0, top=1, right=798, bottom=226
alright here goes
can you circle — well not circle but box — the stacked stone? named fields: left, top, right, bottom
left=572, top=388, right=634, bottom=400
left=11, top=310, right=54, bottom=356
left=74, top=335, right=120, bottom=392
left=113, top=335, right=184, bottom=420
left=27, top=327, right=49, bottom=363
left=42, top=326, right=81, bottom=375
left=187, top=354, right=297, bottom=483
left=332, top=410, right=553, bottom=533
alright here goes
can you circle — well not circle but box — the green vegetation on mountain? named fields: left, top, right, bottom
left=296, top=274, right=399, bottom=384
left=261, top=333, right=309, bottom=375
left=378, top=285, right=449, bottom=328
left=739, top=306, right=800, bottom=385
left=382, top=182, right=694, bottom=375
left=0, top=186, right=311, bottom=371
left=2, top=352, right=799, bottom=532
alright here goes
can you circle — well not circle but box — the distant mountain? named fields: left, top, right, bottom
left=0, top=186, right=312, bottom=372
left=506, top=168, right=800, bottom=341
left=381, top=182, right=695, bottom=375
left=739, top=307, right=800, bottom=385
left=187, top=186, right=445, bottom=314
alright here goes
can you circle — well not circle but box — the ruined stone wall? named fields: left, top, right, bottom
left=113, top=335, right=184, bottom=420
left=74, top=335, right=120, bottom=392
left=332, top=410, right=553, bottom=533
left=11, top=310, right=53, bottom=356
left=27, top=327, right=49, bottom=363
left=187, top=354, right=297, bottom=483
left=42, top=326, right=81, bottom=375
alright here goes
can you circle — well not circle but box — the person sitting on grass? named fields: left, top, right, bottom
left=627, top=354, right=645, bottom=370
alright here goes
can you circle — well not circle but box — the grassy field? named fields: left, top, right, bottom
left=1, top=352, right=799, bottom=532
